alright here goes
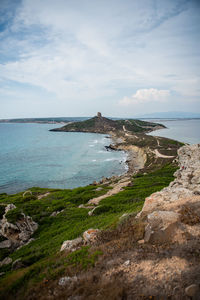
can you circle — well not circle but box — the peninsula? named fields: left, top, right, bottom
left=50, top=112, right=183, bottom=174
left=50, top=112, right=165, bottom=134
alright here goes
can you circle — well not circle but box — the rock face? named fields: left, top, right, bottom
left=0, top=204, right=38, bottom=250
left=138, top=144, right=200, bottom=244
left=140, top=144, right=200, bottom=216
left=144, top=211, right=180, bottom=243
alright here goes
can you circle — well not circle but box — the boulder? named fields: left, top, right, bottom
left=0, top=257, right=12, bottom=267
left=60, top=237, right=83, bottom=252
left=144, top=211, right=180, bottom=244
left=83, top=229, right=100, bottom=243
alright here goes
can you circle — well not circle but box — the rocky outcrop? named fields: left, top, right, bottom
left=0, top=204, right=38, bottom=250
left=138, top=144, right=200, bottom=245
left=144, top=211, right=180, bottom=243
left=60, top=237, right=83, bottom=252
left=58, top=276, right=77, bottom=286
left=140, top=144, right=200, bottom=216
left=60, top=229, right=101, bottom=253
left=0, top=257, right=12, bottom=267
left=83, top=229, right=100, bottom=243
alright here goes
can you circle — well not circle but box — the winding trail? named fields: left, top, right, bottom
left=88, top=177, right=131, bottom=205
left=153, top=149, right=175, bottom=158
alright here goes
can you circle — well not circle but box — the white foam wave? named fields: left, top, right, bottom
left=105, top=158, right=117, bottom=162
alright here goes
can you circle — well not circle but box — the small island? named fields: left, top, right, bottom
left=50, top=112, right=165, bottom=134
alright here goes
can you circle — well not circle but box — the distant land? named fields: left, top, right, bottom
left=136, top=111, right=200, bottom=119
left=0, top=117, right=90, bottom=124
left=0, top=111, right=200, bottom=124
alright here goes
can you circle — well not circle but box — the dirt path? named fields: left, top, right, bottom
left=154, top=149, right=175, bottom=158
left=88, top=177, right=131, bottom=205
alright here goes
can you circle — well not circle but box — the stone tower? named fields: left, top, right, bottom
left=97, top=112, right=102, bottom=118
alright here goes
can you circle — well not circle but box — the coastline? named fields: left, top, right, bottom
left=0, top=118, right=183, bottom=195
left=0, top=123, right=191, bottom=299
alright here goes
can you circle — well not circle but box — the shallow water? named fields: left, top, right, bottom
left=147, top=119, right=200, bottom=144
left=0, top=123, right=127, bottom=194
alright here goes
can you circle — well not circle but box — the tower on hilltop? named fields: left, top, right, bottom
left=97, top=112, right=102, bottom=118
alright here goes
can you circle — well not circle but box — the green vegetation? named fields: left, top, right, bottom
left=51, top=116, right=165, bottom=134
left=0, top=163, right=177, bottom=298
left=5, top=208, right=23, bottom=224
left=0, top=204, right=5, bottom=219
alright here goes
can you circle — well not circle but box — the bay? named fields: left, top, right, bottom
left=0, top=123, right=127, bottom=194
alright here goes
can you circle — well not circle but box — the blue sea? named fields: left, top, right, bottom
left=147, top=119, right=200, bottom=144
left=1, top=119, right=200, bottom=194
left=0, top=123, right=127, bottom=194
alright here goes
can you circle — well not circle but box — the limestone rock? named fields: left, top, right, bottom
left=5, top=204, right=16, bottom=214
left=88, top=206, right=100, bottom=216
left=0, top=204, right=38, bottom=250
left=83, top=229, right=100, bottom=243
left=124, top=260, right=130, bottom=266
left=58, top=276, right=77, bottom=286
left=60, top=237, right=83, bottom=252
left=50, top=210, right=64, bottom=217
left=144, top=211, right=180, bottom=244
left=0, top=239, right=12, bottom=249
left=0, top=257, right=12, bottom=267
left=185, top=284, right=199, bottom=297
left=139, top=144, right=200, bottom=217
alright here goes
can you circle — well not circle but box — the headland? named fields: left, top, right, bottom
left=1, top=113, right=200, bottom=299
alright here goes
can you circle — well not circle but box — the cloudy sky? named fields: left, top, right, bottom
left=0, top=0, right=200, bottom=118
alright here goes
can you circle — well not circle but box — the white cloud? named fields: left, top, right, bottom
left=0, top=0, right=199, bottom=117
left=119, top=88, right=170, bottom=106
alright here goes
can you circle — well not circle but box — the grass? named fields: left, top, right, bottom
left=0, top=163, right=177, bottom=298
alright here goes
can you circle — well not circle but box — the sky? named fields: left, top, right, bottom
left=0, top=0, right=200, bottom=118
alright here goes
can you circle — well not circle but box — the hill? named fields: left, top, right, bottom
left=50, top=112, right=165, bottom=134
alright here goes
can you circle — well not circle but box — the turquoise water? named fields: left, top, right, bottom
left=148, top=119, right=200, bottom=144
left=0, top=123, right=127, bottom=194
